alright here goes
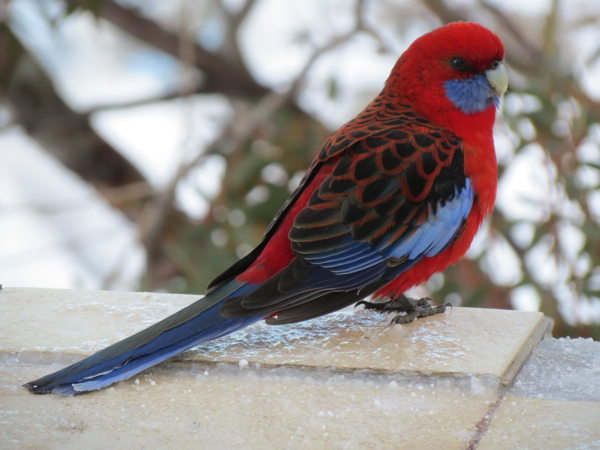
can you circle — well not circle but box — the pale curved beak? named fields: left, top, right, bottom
left=486, top=62, right=508, bottom=98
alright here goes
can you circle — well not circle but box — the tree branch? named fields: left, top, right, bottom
left=94, top=0, right=269, bottom=100
left=6, top=48, right=146, bottom=191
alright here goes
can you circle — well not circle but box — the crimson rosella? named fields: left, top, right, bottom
left=26, top=21, right=507, bottom=395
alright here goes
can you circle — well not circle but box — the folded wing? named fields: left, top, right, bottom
left=221, top=122, right=473, bottom=323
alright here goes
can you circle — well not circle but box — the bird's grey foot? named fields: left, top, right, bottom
left=356, top=295, right=451, bottom=324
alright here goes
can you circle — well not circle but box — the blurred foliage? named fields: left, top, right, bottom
left=3, top=0, right=600, bottom=338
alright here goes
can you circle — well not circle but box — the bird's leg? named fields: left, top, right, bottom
left=356, top=295, right=451, bottom=324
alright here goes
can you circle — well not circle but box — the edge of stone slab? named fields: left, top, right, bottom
left=499, top=316, right=553, bottom=386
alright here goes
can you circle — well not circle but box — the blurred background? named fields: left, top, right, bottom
left=1, top=0, right=599, bottom=338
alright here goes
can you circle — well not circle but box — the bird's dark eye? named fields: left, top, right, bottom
left=490, top=60, right=501, bottom=70
left=450, top=57, right=467, bottom=70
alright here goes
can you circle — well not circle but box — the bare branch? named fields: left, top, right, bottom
left=6, top=49, right=146, bottom=190
left=230, top=0, right=259, bottom=32
left=95, top=0, right=269, bottom=100
left=85, top=89, right=199, bottom=114
left=480, top=0, right=545, bottom=73
left=419, top=0, right=465, bottom=24
left=209, top=0, right=258, bottom=78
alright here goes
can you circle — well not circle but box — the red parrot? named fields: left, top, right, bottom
left=26, top=21, right=507, bottom=395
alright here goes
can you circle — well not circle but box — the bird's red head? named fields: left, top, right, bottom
left=386, top=22, right=506, bottom=138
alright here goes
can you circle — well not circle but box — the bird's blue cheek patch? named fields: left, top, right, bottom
left=445, top=74, right=499, bottom=115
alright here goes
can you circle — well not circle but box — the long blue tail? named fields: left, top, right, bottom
left=24, top=282, right=262, bottom=396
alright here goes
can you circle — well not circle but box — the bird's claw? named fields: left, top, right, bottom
left=355, top=300, right=387, bottom=312
left=356, top=295, right=452, bottom=325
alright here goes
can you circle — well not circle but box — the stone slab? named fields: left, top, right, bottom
left=0, top=287, right=545, bottom=380
left=3, top=287, right=597, bottom=450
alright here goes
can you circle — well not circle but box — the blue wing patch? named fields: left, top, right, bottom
left=386, top=179, right=474, bottom=260
left=302, top=178, right=474, bottom=276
